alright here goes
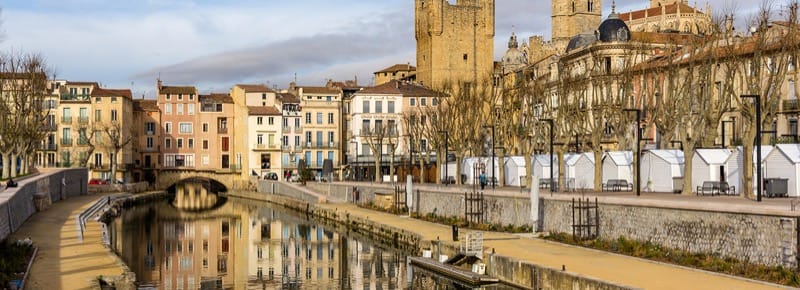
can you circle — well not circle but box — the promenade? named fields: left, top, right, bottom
left=10, top=194, right=128, bottom=290
left=305, top=181, right=799, bottom=290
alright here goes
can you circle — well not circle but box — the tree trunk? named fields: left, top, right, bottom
left=1, top=152, right=9, bottom=179
left=455, top=155, right=463, bottom=185
left=557, top=150, right=565, bottom=192
left=373, top=157, right=381, bottom=183
left=498, top=152, right=505, bottom=187
left=682, top=147, right=694, bottom=195
left=525, top=154, right=533, bottom=190
left=10, top=153, right=18, bottom=178
left=593, top=149, right=603, bottom=192
left=436, top=149, right=442, bottom=185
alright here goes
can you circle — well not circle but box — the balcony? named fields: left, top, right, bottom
left=142, top=146, right=159, bottom=152
left=61, top=116, right=72, bottom=124
left=60, top=138, right=73, bottom=146
left=78, top=116, right=89, bottom=124
left=282, top=127, right=291, bottom=133
left=784, top=99, right=800, bottom=112
left=60, top=94, right=90, bottom=102
left=281, top=145, right=292, bottom=151
left=90, top=163, right=111, bottom=171
left=146, top=130, right=155, bottom=136
left=40, top=143, right=56, bottom=151
left=77, top=137, right=89, bottom=146
left=218, top=127, right=228, bottom=134
left=43, top=123, right=57, bottom=131
left=254, top=143, right=278, bottom=150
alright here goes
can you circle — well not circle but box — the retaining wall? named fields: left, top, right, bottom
left=311, top=182, right=800, bottom=268
left=0, top=168, right=88, bottom=241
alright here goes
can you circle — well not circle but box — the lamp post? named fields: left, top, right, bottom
left=741, top=94, right=762, bottom=202
left=439, top=130, right=449, bottom=186
left=721, top=119, right=735, bottom=148
left=623, top=109, right=642, bottom=196
left=483, top=125, right=496, bottom=189
left=540, top=119, right=555, bottom=192
left=350, top=140, right=358, bottom=181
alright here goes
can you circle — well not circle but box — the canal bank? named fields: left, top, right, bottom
left=232, top=181, right=791, bottom=290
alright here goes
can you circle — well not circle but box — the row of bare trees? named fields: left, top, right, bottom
left=0, top=52, right=52, bottom=179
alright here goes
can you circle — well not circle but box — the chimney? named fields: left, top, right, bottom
left=157, top=78, right=162, bottom=92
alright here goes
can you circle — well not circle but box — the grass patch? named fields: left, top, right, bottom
left=545, top=232, right=800, bottom=287
left=0, top=240, right=35, bottom=289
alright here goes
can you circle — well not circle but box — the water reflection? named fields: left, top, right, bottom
left=109, top=182, right=412, bottom=289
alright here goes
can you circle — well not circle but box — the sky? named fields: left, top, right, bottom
left=0, top=0, right=759, bottom=98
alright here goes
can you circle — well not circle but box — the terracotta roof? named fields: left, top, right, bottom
left=236, top=84, right=273, bottom=93
left=277, top=92, right=300, bottom=104
left=160, top=86, right=196, bottom=95
left=133, top=99, right=159, bottom=112
left=375, top=64, right=416, bottom=74
left=199, top=93, right=233, bottom=103
left=619, top=3, right=702, bottom=21
left=299, top=86, right=341, bottom=95
left=248, top=106, right=281, bottom=116
left=66, top=81, right=99, bottom=86
left=355, top=80, right=438, bottom=97
left=630, top=31, right=700, bottom=45
left=91, top=87, right=132, bottom=99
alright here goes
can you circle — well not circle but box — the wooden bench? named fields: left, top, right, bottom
left=696, top=181, right=719, bottom=196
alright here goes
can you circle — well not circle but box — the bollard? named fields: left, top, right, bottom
left=452, top=224, right=459, bottom=241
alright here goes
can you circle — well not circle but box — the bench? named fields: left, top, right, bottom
left=602, top=179, right=632, bottom=192
left=719, top=181, right=736, bottom=195
left=696, top=181, right=720, bottom=196
left=488, top=177, right=498, bottom=187
left=441, top=176, right=456, bottom=185
left=539, top=178, right=551, bottom=189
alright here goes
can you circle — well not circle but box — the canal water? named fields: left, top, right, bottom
left=108, top=182, right=516, bottom=289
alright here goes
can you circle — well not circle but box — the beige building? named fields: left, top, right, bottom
left=54, top=81, right=134, bottom=182
left=293, top=84, right=343, bottom=176
left=373, top=64, right=416, bottom=86
left=230, top=84, right=283, bottom=180
left=618, top=0, right=712, bottom=35
left=415, top=0, right=495, bottom=89
left=278, top=92, right=302, bottom=179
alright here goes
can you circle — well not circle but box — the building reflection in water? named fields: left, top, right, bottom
left=109, top=182, right=410, bottom=289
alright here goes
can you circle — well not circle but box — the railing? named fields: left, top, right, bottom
left=146, top=130, right=155, bottom=136
left=61, top=116, right=72, bottom=124
left=218, top=127, right=228, bottom=134
left=78, top=116, right=89, bottom=124
left=40, top=143, right=56, bottom=151
left=784, top=99, right=800, bottom=112
left=142, top=147, right=159, bottom=152
left=772, top=134, right=799, bottom=144
left=77, top=137, right=89, bottom=145
left=255, top=143, right=267, bottom=150
left=281, top=145, right=292, bottom=151
left=43, top=123, right=57, bottom=131
left=90, top=163, right=111, bottom=170
left=61, top=138, right=73, bottom=146
left=282, top=127, right=291, bottom=133
left=60, top=94, right=90, bottom=102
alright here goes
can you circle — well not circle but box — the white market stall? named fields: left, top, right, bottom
left=439, top=161, right=458, bottom=184
left=567, top=153, right=595, bottom=190
left=764, top=144, right=800, bottom=197
left=725, top=145, right=773, bottom=195
left=641, top=149, right=685, bottom=192
left=532, top=154, right=558, bottom=180
left=504, top=156, right=527, bottom=187
left=601, top=151, right=633, bottom=184
left=691, top=148, right=732, bottom=193
left=461, top=157, right=500, bottom=185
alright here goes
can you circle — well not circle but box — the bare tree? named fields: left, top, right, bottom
left=101, top=121, right=134, bottom=183
left=0, top=52, right=51, bottom=179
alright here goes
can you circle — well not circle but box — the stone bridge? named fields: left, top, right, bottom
left=155, top=169, right=252, bottom=191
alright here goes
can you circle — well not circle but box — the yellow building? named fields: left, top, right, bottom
left=132, top=99, right=161, bottom=184
left=373, top=64, right=416, bottom=86
left=292, top=83, right=343, bottom=176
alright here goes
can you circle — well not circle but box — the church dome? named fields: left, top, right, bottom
left=566, top=33, right=597, bottom=52
left=598, top=12, right=631, bottom=42
left=502, top=32, right=527, bottom=70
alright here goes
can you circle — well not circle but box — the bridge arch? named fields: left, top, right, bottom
left=156, top=169, right=244, bottom=191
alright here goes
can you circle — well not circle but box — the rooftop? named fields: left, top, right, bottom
left=248, top=106, right=281, bottom=116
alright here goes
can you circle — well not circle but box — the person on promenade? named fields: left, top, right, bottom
left=479, top=171, right=486, bottom=190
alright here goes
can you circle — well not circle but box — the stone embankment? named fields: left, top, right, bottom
left=300, top=181, right=800, bottom=269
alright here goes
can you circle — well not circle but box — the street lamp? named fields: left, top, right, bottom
left=721, top=119, right=735, bottom=148
left=623, top=109, right=643, bottom=197
left=482, top=124, right=496, bottom=189
left=438, top=130, right=449, bottom=186
left=539, top=119, right=555, bottom=192
left=350, top=140, right=358, bottom=181
left=740, top=94, right=762, bottom=202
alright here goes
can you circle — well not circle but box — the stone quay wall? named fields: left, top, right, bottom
left=0, top=168, right=89, bottom=241
left=312, top=182, right=800, bottom=268
left=542, top=198, right=799, bottom=268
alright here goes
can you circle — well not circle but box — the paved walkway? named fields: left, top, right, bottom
left=10, top=194, right=127, bottom=290
left=318, top=201, right=793, bottom=290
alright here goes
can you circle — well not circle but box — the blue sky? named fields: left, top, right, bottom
left=0, top=0, right=754, bottom=97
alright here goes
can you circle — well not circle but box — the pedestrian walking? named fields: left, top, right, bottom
left=479, top=171, right=486, bottom=190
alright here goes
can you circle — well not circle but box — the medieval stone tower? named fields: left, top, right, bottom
left=551, top=0, right=603, bottom=43
left=415, top=0, right=495, bottom=89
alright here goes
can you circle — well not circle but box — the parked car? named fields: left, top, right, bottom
left=289, top=173, right=301, bottom=182
left=105, top=179, right=125, bottom=184
left=264, top=172, right=278, bottom=180
left=89, top=178, right=107, bottom=185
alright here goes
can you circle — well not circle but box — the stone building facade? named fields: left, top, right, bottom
left=414, top=0, right=495, bottom=89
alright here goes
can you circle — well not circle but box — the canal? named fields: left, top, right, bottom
left=108, top=182, right=516, bottom=289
